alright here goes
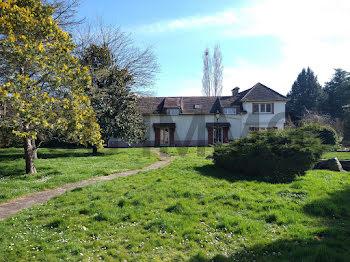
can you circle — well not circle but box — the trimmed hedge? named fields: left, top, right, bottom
left=300, top=124, right=338, bottom=149
left=213, top=128, right=325, bottom=182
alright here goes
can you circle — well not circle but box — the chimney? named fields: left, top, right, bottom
left=231, top=87, right=240, bottom=96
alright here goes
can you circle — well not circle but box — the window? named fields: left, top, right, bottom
left=249, top=127, right=259, bottom=131
left=166, top=108, right=180, bottom=115
left=252, top=103, right=273, bottom=113
left=266, top=103, right=271, bottom=112
left=249, top=126, right=278, bottom=132
left=260, top=104, right=266, bottom=113
left=223, top=108, right=237, bottom=115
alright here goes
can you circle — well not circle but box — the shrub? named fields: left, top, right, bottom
left=213, top=128, right=325, bottom=182
left=300, top=124, right=338, bottom=149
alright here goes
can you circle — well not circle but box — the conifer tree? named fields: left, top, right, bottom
left=319, top=69, right=350, bottom=119
left=80, top=44, right=145, bottom=152
left=343, top=104, right=350, bottom=145
left=286, top=67, right=322, bottom=121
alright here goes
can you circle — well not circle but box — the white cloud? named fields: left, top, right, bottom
left=220, top=0, right=350, bottom=95
left=136, top=9, right=237, bottom=34
left=139, top=0, right=350, bottom=96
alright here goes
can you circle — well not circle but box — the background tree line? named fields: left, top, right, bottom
left=286, top=67, right=350, bottom=144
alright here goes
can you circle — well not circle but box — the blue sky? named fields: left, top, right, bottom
left=76, top=0, right=350, bottom=97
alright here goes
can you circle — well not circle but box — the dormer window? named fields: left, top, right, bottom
left=223, top=108, right=237, bottom=115
left=167, top=108, right=180, bottom=115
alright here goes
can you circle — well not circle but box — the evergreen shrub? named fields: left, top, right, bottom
left=213, top=128, right=325, bottom=182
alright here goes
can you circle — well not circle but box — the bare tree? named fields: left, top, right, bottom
left=202, top=44, right=223, bottom=96
left=43, top=0, right=84, bottom=31
left=202, top=48, right=212, bottom=96
left=75, top=20, right=159, bottom=95
left=300, top=109, right=343, bottom=135
left=213, top=44, right=223, bottom=97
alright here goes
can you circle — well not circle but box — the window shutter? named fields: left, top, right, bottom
left=170, top=128, right=175, bottom=146
left=154, top=128, right=160, bottom=146
left=223, top=127, right=229, bottom=143
left=272, top=103, right=274, bottom=114
left=208, top=128, right=213, bottom=145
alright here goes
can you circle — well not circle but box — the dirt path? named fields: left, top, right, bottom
left=0, top=148, right=176, bottom=221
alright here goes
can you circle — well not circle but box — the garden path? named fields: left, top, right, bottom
left=0, top=148, right=175, bottom=221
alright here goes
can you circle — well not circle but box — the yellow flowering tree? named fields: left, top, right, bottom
left=0, top=0, right=102, bottom=174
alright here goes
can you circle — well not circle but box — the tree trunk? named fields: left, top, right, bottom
left=24, top=138, right=37, bottom=174
left=32, top=139, right=38, bottom=160
left=92, top=146, right=98, bottom=155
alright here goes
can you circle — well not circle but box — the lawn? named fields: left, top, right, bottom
left=0, top=153, right=349, bottom=261
left=159, top=146, right=213, bottom=156
left=0, top=147, right=158, bottom=203
left=322, top=151, right=350, bottom=160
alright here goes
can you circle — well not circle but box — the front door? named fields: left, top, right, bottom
left=160, top=127, right=170, bottom=146
left=213, top=127, right=223, bottom=144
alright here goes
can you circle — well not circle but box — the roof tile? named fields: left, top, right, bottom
left=137, top=83, right=287, bottom=115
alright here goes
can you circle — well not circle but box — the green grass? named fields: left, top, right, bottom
left=159, top=146, right=213, bottom=156
left=0, top=147, right=158, bottom=203
left=322, top=151, right=350, bottom=160
left=0, top=154, right=349, bottom=261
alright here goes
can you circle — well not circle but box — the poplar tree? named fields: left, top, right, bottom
left=0, top=0, right=102, bottom=174
left=202, top=44, right=223, bottom=97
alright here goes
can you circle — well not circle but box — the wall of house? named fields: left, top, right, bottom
left=108, top=101, right=286, bottom=147
left=240, top=101, right=286, bottom=136
left=144, top=114, right=209, bottom=146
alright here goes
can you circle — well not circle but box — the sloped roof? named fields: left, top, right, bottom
left=163, top=97, right=181, bottom=108
left=137, top=96, right=224, bottom=114
left=137, top=83, right=287, bottom=115
left=240, top=83, right=288, bottom=102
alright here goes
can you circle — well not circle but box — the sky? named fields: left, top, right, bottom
left=76, top=0, right=350, bottom=97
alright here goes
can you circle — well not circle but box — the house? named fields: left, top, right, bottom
left=108, top=83, right=288, bottom=147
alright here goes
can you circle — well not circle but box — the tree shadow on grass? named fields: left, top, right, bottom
left=195, top=164, right=296, bottom=184
left=0, top=148, right=121, bottom=161
left=37, top=151, right=106, bottom=159
left=0, top=165, right=62, bottom=178
left=189, top=187, right=350, bottom=262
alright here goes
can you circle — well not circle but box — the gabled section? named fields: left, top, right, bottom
left=240, top=83, right=288, bottom=102
left=210, top=97, right=223, bottom=114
